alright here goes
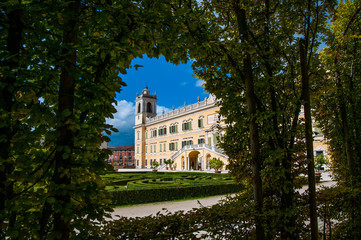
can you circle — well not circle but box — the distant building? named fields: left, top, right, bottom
left=133, top=87, right=228, bottom=170
left=108, top=145, right=135, bottom=170
left=299, top=108, right=329, bottom=159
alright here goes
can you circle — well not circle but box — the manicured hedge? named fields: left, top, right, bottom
left=111, top=183, right=244, bottom=206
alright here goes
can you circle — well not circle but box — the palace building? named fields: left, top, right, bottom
left=134, top=87, right=228, bottom=170
left=133, top=87, right=329, bottom=171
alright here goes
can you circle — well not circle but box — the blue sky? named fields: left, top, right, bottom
left=106, top=55, right=208, bottom=147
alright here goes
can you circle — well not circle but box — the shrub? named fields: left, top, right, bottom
left=110, top=183, right=244, bottom=206
left=209, top=158, right=224, bottom=171
left=104, top=191, right=256, bottom=239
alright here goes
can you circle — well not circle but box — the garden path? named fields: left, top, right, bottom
left=111, top=194, right=228, bottom=219
left=110, top=171, right=335, bottom=219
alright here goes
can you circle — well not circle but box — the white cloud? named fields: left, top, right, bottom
left=196, top=79, right=205, bottom=87
left=106, top=101, right=172, bottom=133
left=106, top=100, right=135, bottom=132
left=157, top=105, right=172, bottom=115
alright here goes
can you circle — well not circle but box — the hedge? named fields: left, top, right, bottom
left=111, top=183, right=244, bottom=206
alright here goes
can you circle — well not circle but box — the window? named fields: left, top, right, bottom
left=145, top=132, right=148, bottom=139
left=137, top=103, right=141, bottom=113
left=151, top=130, right=157, bottom=137
left=163, top=143, right=166, bottom=152
left=137, top=131, right=140, bottom=140
left=154, top=145, right=156, bottom=153
left=198, top=138, right=205, bottom=144
left=136, top=145, right=139, bottom=154
left=169, top=125, right=178, bottom=133
left=182, top=122, right=192, bottom=131
left=158, top=127, right=167, bottom=136
left=213, top=134, right=219, bottom=145
left=160, top=144, right=162, bottom=152
left=169, top=142, right=178, bottom=151
left=145, top=159, right=147, bottom=166
left=182, top=140, right=193, bottom=148
left=198, top=118, right=204, bottom=128
left=145, top=145, right=148, bottom=153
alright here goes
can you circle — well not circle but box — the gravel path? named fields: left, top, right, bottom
left=111, top=194, right=229, bottom=219
left=110, top=171, right=336, bottom=220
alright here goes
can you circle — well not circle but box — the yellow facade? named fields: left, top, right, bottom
left=133, top=89, right=329, bottom=170
left=134, top=87, right=228, bottom=170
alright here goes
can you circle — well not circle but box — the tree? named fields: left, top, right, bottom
left=0, top=0, right=178, bottom=238
left=168, top=1, right=307, bottom=238
left=315, top=1, right=361, bottom=237
left=209, top=158, right=224, bottom=171
left=162, top=0, right=334, bottom=238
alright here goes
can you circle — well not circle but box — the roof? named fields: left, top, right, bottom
left=108, top=145, right=134, bottom=152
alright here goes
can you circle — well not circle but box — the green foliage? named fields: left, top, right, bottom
left=103, top=172, right=236, bottom=189
left=315, top=154, right=328, bottom=171
left=102, top=172, right=242, bottom=205
left=164, top=159, right=174, bottom=168
left=0, top=0, right=186, bottom=238
left=105, top=187, right=311, bottom=239
left=317, top=185, right=361, bottom=239
left=209, top=158, right=224, bottom=170
left=105, top=191, right=256, bottom=239
left=150, top=161, right=160, bottom=169
left=167, top=1, right=330, bottom=238
left=1, top=0, right=360, bottom=238
left=315, top=0, right=361, bottom=184
left=111, top=183, right=243, bottom=206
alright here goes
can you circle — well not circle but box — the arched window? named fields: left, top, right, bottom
left=147, top=102, right=152, bottom=113
left=137, top=103, right=141, bottom=113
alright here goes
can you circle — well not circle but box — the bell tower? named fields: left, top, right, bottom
left=135, top=86, right=157, bottom=126
left=134, top=87, right=157, bottom=168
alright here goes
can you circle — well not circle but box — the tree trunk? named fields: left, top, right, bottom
left=300, top=39, right=318, bottom=240
left=52, top=1, right=80, bottom=239
left=234, top=6, right=265, bottom=240
left=0, top=5, right=24, bottom=235
left=335, top=70, right=355, bottom=180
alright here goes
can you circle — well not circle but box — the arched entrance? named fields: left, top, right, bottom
left=189, top=151, right=200, bottom=170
